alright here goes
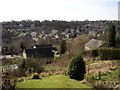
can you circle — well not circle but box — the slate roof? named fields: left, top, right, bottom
left=85, top=39, right=106, bottom=50
left=33, top=44, right=52, bottom=48
left=51, top=30, right=58, bottom=35
left=25, top=44, right=54, bottom=58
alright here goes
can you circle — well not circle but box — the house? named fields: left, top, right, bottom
left=65, top=29, right=70, bottom=33
left=32, top=37, right=39, bottom=42
left=51, top=30, right=58, bottom=35
left=31, top=32, right=37, bottom=38
left=70, top=29, right=76, bottom=33
left=23, top=44, right=54, bottom=59
left=38, top=33, right=44, bottom=39
left=51, top=30, right=59, bottom=39
left=43, top=34, right=49, bottom=40
left=85, top=39, right=106, bottom=50
left=65, top=33, right=76, bottom=38
left=89, top=30, right=98, bottom=38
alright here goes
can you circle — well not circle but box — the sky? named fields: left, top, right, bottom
left=0, top=0, right=119, bottom=21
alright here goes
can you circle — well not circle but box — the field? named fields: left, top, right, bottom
left=16, top=74, right=93, bottom=88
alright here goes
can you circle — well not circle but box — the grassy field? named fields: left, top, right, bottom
left=16, top=74, right=93, bottom=88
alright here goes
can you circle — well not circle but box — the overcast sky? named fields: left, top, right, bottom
left=0, top=0, right=119, bottom=21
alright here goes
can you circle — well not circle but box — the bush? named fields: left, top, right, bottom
left=18, top=59, right=27, bottom=76
left=91, top=49, right=98, bottom=57
left=32, top=73, right=40, bottom=79
left=85, top=48, right=120, bottom=60
left=98, top=48, right=120, bottom=60
left=2, top=72, right=16, bottom=90
left=67, top=54, right=86, bottom=80
left=18, top=59, right=44, bottom=76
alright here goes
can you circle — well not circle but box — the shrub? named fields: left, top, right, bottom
left=2, top=72, right=16, bottom=90
left=32, top=73, right=40, bottom=79
left=98, top=48, right=120, bottom=60
left=91, top=49, right=98, bottom=57
left=17, top=59, right=27, bottom=76
left=33, top=66, right=44, bottom=74
left=67, top=54, right=86, bottom=80
left=18, top=59, right=44, bottom=76
left=85, top=48, right=120, bottom=60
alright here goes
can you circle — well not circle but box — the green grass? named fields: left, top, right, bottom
left=45, top=66, right=66, bottom=71
left=101, top=70, right=118, bottom=81
left=92, top=69, right=118, bottom=81
left=16, top=74, right=92, bottom=88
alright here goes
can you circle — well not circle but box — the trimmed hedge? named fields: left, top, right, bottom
left=90, top=48, right=120, bottom=60
left=98, top=48, right=120, bottom=60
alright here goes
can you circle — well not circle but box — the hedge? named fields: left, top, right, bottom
left=85, top=48, right=120, bottom=60
left=98, top=48, right=120, bottom=60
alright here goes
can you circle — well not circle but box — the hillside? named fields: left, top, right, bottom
left=67, top=34, right=89, bottom=53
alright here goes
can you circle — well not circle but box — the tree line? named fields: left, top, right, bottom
left=2, top=20, right=82, bottom=31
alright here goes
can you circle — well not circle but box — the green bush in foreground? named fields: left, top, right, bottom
left=67, top=54, right=86, bottom=80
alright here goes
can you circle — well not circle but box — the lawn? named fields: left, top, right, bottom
left=16, top=74, right=93, bottom=88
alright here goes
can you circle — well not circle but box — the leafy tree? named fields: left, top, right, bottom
left=108, top=24, right=116, bottom=47
left=67, top=54, right=86, bottom=80
left=60, top=40, right=67, bottom=54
